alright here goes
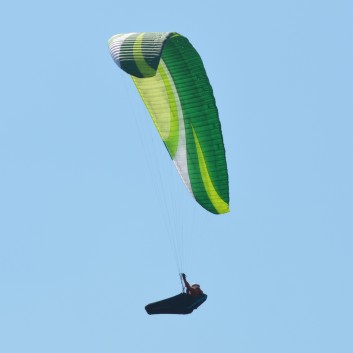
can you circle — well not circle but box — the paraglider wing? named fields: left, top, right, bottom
left=108, top=32, right=229, bottom=214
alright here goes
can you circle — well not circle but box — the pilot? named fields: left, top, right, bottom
left=181, top=273, right=204, bottom=297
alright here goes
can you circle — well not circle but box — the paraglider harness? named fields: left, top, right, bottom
left=144, top=274, right=207, bottom=315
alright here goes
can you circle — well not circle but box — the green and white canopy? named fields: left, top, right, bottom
left=108, top=32, right=229, bottom=214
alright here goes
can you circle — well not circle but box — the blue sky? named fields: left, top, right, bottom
left=1, top=0, right=353, bottom=352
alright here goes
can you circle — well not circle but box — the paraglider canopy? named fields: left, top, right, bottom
left=108, top=32, right=230, bottom=215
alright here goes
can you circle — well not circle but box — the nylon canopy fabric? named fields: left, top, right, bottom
left=108, top=32, right=229, bottom=214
